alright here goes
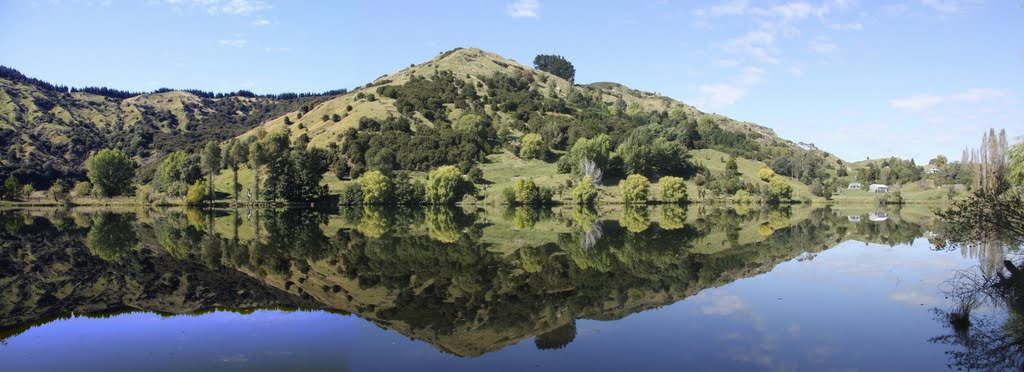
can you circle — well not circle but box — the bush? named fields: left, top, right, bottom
left=49, top=179, right=69, bottom=203
left=185, top=181, right=209, bottom=206
left=425, top=166, right=469, bottom=204
left=620, top=174, right=650, bottom=204
left=501, top=186, right=517, bottom=205
left=332, top=113, right=342, bottom=122
left=87, top=148, right=135, bottom=197
left=572, top=176, right=599, bottom=205
left=21, top=184, right=34, bottom=200
left=758, top=167, right=776, bottom=182
left=358, top=171, right=391, bottom=204
left=519, top=133, right=547, bottom=160
left=137, top=185, right=156, bottom=205
left=466, top=166, right=484, bottom=184
left=733, top=189, right=752, bottom=204
left=514, top=178, right=540, bottom=204
left=766, top=177, right=793, bottom=204
left=392, top=178, right=425, bottom=204
left=72, top=181, right=92, bottom=197
left=659, top=176, right=686, bottom=204
left=339, top=183, right=363, bottom=205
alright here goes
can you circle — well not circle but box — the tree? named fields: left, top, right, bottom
left=565, top=134, right=612, bottom=175
left=249, top=140, right=270, bottom=201
left=520, top=133, right=547, bottom=160
left=201, top=141, right=222, bottom=205
left=932, top=154, right=948, bottom=167
left=725, top=156, right=739, bottom=177
left=87, top=148, right=135, bottom=198
left=425, top=166, right=467, bottom=204
left=758, top=167, right=776, bottom=182
left=659, top=176, right=687, bottom=204
left=186, top=181, right=209, bottom=206
left=620, top=174, right=650, bottom=204
left=229, top=140, right=249, bottom=202
left=358, top=171, right=391, bottom=204
left=1008, top=139, right=1023, bottom=188
left=2, top=175, right=20, bottom=201
left=157, top=151, right=200, bottom=196
left=49, top=179, right=69, bottom=203
left=572, top=176, right=599, bottom=205
left=533, top=54, right=576, bottom=82
left=617, top=129, right=692, bottom=178
left=766, top=177, right=793, bottom=204
left=71, top=181, right=92, bottom=198
left=513, top=178, right=545, bottom=205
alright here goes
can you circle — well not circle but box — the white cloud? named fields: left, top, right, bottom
left=920, top=0, right=964, bottom=14
left=164, top=0, right=270, bottom=15
left=890, top=88, right=1008, bottom=111
left=251, top=18, right=271, bottom=26
left=693, top=0, right=749, bottom=17
left=828, top=22, right=863, bottom=30
left=809, top=38, right=840, bottom=55
left=721, top=29, right=780, bottom=64
left=889, top=94, right=945, bottom=110
left=506, top=0, right=539, bottom=18
left=218, top=38, right=247, bottom=48
left=697, top=66, right=766, bottom=108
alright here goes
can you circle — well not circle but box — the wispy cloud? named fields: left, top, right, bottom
left=165, top=0, right=270, bottom=15
left=218, top=38, right=247, bottom=48
left=251, top=18, right=271, bottom=26
left=721, top=29, right=780, bottom=64
left=697, top=66, right=766, bottom=108
left=809, top=37, right=840, bottom=55
left=506, top=0, right=539, bottom=18
left=890, top=88, right=1008, bottom=111
left=920, top=0, right=966, bottom=14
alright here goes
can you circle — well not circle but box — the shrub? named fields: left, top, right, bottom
left=391, top=173, right=425, bottom=204
left=501, top=186, right=517, bottom=205
left=519, top=133, right=547, bottom=160
left=71, top=181, right=92, bottom=197
left=185, top=181, right=209, bottom=206
left=733, top=189, right=752, bottom=204
left=514, top=178, right=540, bottom=204
left=572, top=176, right=599, bottom=205
left=758, top=167, right=776, bottom=182
left=358, top=171, right=391, bottom=204
left=620, top=174, right=650, bottom=204
left=766, top=177, right=793, bottom=204
left=659, top=176, right=686, bottom=204
left=425, top=166, right=468, bottom=204
left=339, top=183, right=363, bottom=205
left=21, top=184, right=34, bottom=200
left=137, top=185, right=156, bottom=205
left=49, top=179, right=69, bottom=203
left=332, top=113, right=342, bottom=122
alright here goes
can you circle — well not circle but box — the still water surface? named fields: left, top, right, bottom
left=0, top=205, right=1013, bottom=370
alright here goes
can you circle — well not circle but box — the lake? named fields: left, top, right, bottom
left=0, top=205, right=1016, bottom=371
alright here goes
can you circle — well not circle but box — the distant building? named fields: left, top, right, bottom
left=848, top=182, right=862, bottom=190
left=869, top=184, right=889, bottom=193
left=869, top=212, right=889, bottom=222
left=923, top=165, right=941, bottom=174
left=848, top=216, right=862, bottom=222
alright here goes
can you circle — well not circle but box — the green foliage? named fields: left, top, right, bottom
left=725, top=156, right=739, bottom=176
left=533, top=54, right=576, bottom=81
left=519, top=133, right=548, bottom=160
left=85, top=212, right=138, bottom=261
left=186, top=181, right=209, bottom=206
left=71, top=181, right=92, bottom=197
left=425, top=166, right=469, bottom=204
left=376, top=71, right=460, bottom=122
left=618, top=128, right=694, bottom=177
left=766, top=177, right=793, bottom=204
left=572, top=176, right=599, bottom=205
left=620, top=174, right=650, bottom=204
left=201, top=141, right=222, bottom=201
left=564, top=134, right=612, bottom=175
left=733, top=189, right=752, bottom=204
left=21, top=184, right=34, bottom=200
left=157, top=151, right=201, bottom=196
left=86, top=148, right=135, bottom=197
left=136, top=184, right=156, bottom=205
left=390, top=172, right=425, bottom=204
left=758, top=167, right=776, bottom=182
left=257, top=132, right=330, bottom=202
left=1010, top=141, right=1024, bottom=188
left=339, top=183, right=363, bottom=205
left=659, top=176, right=687, bottom=204
left=48, top=179, right=69, bottom=203
left=358, top=170, right=392, bottom=204
left=1, top=176, right=17, bottom=200
left=512, top=178, right=548, bottom=205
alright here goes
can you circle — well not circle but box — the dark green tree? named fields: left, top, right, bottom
left=533, top=54, right=576, bottom=82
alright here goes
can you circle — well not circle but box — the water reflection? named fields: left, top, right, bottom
left=0, top=205, right=947, bottom=358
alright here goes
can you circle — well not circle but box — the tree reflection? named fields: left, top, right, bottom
left=85, top=212, right=138, bottom=261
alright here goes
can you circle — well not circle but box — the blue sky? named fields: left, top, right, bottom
left=1, top=0, right=1021, bottom=162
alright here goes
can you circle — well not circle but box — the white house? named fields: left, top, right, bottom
left=923, top=165, right=941, bottom=174
left=868, top=184, right=889, bottom=193
left=848, top=182, right=862, bottom=190
left=869, top=212, right=889, bottom=222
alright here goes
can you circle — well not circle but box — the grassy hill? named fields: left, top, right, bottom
left=0, top=66, right=345, bottom=187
